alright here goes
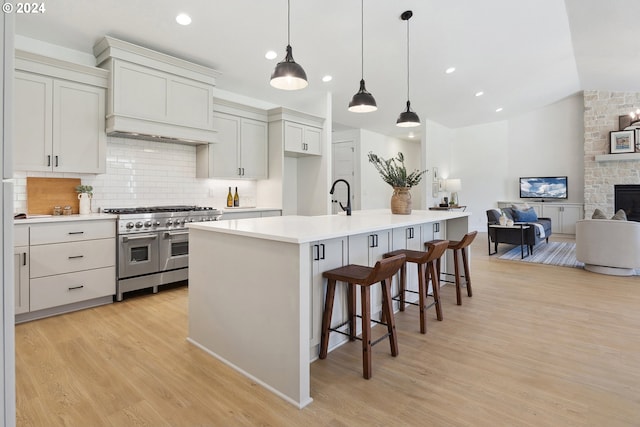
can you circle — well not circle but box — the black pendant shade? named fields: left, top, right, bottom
left=270, top=45, right=308, bottom=90
left=349, top=79, right=377, bottom=112
left=270, top=0, right=308, bottom=90
left=348, top=0, right=377, bottom=113
left=396, top=10, right=420, bottom=127
left=396, top=101, right=420, bottom=127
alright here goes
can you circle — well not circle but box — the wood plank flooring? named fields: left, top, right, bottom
left=15, top=234, right=640, bottom=426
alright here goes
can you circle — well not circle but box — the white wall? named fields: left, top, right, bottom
left=422, top=119, right=455, bottom=208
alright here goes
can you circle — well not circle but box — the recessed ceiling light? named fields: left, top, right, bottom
left=475, top=91, right=484, bottom=97
left=495, top=107, right=503, bottom=112
left=322, top=75, right=332, bottom=83
left=176, top=13, right=192, bottom=25
left=265, top=50, right=278, bottom=60
left=445, top=67, right=456, bottom=74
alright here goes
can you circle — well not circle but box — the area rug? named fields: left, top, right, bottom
left=498, top=242, right=584, bottom=268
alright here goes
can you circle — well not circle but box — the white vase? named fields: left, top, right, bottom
left=78, top=193, right=91, bottom=214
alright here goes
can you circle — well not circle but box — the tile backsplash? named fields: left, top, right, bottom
left=14, top=136, right=259, bottom=213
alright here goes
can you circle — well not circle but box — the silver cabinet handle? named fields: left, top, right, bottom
left=164, top=231, right=189, bottom=237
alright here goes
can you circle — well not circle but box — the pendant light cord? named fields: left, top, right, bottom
left=360, top=0, right=364, bottom=79
left=287, top=0, right=291, bottom=45
left=406, top=16, right=410, bottom=101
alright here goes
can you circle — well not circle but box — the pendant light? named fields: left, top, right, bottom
left=270, top=0, right=308, bottom=90
left=348, top=0, right=377, bottom=112
left=396, top=10, right=420, bottom=127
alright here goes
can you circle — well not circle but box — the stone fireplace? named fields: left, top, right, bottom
left=583, top=90, right=640, bottom=218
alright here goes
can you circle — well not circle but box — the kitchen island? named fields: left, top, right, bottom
left=187, top=209, right=470, bottom=408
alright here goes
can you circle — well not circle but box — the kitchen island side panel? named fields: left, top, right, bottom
left=188, top=229, right=311, bottom=408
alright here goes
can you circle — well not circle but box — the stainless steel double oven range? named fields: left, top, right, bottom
left=102, top=206, right=222, bottom=301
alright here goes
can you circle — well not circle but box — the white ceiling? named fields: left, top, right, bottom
left=14, top=0, right=640, bottom=140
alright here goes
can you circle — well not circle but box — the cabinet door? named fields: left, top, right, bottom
left=53, top=80, right=106, bottom=173
left=14, top=71, right=53, bottom=171
left=541, top=205, right=562, bottom=234
left=303, top=126, right=321, bottom=155
left=310, top=238, right=346, bottom=349
left=284, top=121, right=305, bottom=153
left=391, top=226, right=421, bottom=297
left=14, top=246, right=29, bottom=315
left=240, top=118, right=268, bottom=179
left=560, top=205, right=582, bottom=234
left=209, top=112, right=241, bottom=177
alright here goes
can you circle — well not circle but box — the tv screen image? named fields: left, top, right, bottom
left=519, top=176, right=568, bottom=199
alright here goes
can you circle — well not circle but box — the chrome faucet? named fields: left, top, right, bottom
left=330, top=179, right=351, bottom=216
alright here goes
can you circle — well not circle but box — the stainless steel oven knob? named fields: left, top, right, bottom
left=188, top=218, right=195, bottom=222
left=135, top=221, right=143, bottom=228
left=125, top=222, right=135, bottom=229
left=166, top=219, right=173, bottom=226
left=144, top=220, right=152, bottom=227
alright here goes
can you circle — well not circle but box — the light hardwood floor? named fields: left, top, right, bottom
left=15, top=234, right=640, bottom=426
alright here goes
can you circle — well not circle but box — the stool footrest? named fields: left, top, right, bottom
left=328, top=314, right=391, bottom=344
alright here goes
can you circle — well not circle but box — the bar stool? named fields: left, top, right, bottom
left=383, top=240, right=449, bottom=334
left=429, top=231, right=478, bottom=305
left=319, top=254, right=406, bottom=379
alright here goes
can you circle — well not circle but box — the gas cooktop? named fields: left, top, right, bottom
left=103, top=205, right=220, bottom=215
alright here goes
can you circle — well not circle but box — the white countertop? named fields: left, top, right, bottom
left=188, top=209, right=470, bottom=244
left=14, top=213, right=118, bottom=224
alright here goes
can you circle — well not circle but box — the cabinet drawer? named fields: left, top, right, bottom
left=30, top=266, right=115, bottom=311
left=30, top=220, right=115, bottom=245
left=14, top=225, right=29, bottom=246
left=30, top=238, right=115, bottom=278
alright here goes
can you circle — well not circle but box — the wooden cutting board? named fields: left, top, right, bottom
left=27, top=177, right=81, bottom=215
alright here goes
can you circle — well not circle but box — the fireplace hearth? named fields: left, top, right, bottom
left=615, top=185, right=640, bottom=222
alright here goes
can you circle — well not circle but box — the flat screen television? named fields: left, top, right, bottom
left=519, top=176, right=568, bottom=200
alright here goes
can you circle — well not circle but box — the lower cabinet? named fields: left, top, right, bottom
left=310, top=237, right=347, bottom=353
left=14, top=225, right=29, bottom=315
left=15, top=219, right=116, bottom=323
left=497, top=201, right=584, bottom=235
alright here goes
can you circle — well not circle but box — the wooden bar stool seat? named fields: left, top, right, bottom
left=383, top=240, right=449, bottom=334
left=428, top=231, right=478, bottom=305
left=319, top=254, right=406, bottom=379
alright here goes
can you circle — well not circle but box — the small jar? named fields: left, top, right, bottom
left=63, top=206, right=72, bottom=215
left=53, top=206, right=62, bottom=215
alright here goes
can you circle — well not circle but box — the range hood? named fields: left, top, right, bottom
left=94, top=36, right=220, bottom=145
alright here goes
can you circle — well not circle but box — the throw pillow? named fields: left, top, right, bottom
left=513, top=207, right=538, bottom=222
left=592, top=208, right=607, bottom=219
left=511, top=203, right=531, bottom=211
left=611, top=209, right=627, bottom=221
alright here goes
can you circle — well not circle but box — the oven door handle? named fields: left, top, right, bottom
left=164, top=231, right=189, bottom=237
left=122, top=234, right=158, bottom=242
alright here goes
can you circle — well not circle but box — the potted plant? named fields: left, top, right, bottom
left=75, top=185, right=93, bottom=215
left=367, top=152, right=427, bottom=214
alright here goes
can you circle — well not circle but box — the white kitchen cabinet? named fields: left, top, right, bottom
left=541, top=204, right=583, bottom=234
left=284, top=121, right=321, bottom=156
left=348, top=229, right=391, bottom=319
left=16, top=219, right=116, bottom=323
left=14, top=51, right=108, bottom=173
left=196, top=100, right=268, bottom=179
left=14, top=225, right=29, bottom=315
left=309, top=237, right=347, bottom=353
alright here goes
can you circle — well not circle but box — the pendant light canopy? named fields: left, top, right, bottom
left=396, top=10, right=420, bottom=127
left=348, top=0, right=377, bottom=113
left=270, top=0, right=308, bottom=90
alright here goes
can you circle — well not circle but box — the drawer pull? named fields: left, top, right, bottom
left=22, top=252, right=27, bottom=266
left=68, top=231, right=85, bottom=235
left=68, top=255, right=84, bottom=259
left=68, top=285, right=84, bottom=291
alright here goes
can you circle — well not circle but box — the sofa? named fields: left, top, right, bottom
left=576, top=219, right=640, bottom=276
left=486, top=207, right=552, bottom=254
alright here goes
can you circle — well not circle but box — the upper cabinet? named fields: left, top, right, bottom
left=196, top=99, right=268, bottom=179
left=268, top=107, right=324, bottom=157
left=14, top=50, right=108, bottom=173
left=93, top=36, right=220, bottom=144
